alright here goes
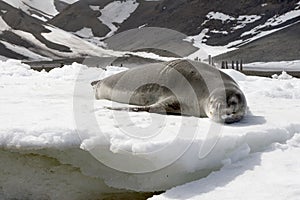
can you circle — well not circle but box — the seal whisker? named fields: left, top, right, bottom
left=217, top=102, right=221, bottom=117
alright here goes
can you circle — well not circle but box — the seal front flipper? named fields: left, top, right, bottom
left=104, top=96, right=181, bottom=115
left=104, top=105, right=150, bottom=112
left=154, top=96, right=181, bottom=115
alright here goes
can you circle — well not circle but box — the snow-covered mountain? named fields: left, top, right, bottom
left=1, top=0, right=78, bottom=21
left=50, top=1, right=300, bottom=44
left=0, top=0, right=300, bottom=63
left=0, top=1, right=121, bottom=61
left=50, top=0, right=140, bottom=39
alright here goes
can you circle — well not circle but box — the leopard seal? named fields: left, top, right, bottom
left=93, top=60, right=247, bottom=123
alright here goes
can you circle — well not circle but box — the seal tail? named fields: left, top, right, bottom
left=91, top=80, right=102, bottom=91
left=91, top=80, right=101, bottom=86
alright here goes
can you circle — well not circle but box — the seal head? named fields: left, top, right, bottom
left=205, top=88, right=247, bottom=124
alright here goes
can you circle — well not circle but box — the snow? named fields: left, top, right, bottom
left=45, top=26, right=166, bottom=59
left=261, top=3, right=268, bottom=7
left=202, top=12, right=261, bottom=29
left=210, top=30, right=228, bottom=35
left=1, top=59, right=300, bottom=199
left=240, top=22, right=295, bottom=47
left=297, top=1, right=300, bottom=9
left=138, top=24, right=148, bottom=29
left=1, top=24, right=178, bottom=61
left=188, top=12, right=261, bottom=60
left=59, top=0, right=79, bottom=4
left=3, top=26, right=116, bottom=60
left=272, top=71, right=293, bottom=80
left=242, top=4, right=300, bottom=37
left=2, top=0, right=77, bottom=21
left=8, top=29, right=70, bottom=60
left=89, top=5, right=100, bottom=11
left=185, top=29, right=238, bottom=60
left=192, top=4, right=299, bottom=59
left=244, top=60, right=300, bottom=71
left=74, top=27, right=94, bottom=38
left=0, top=55, right=8, bottom=61
left=31, top=14, right=48, bottom=22
left=98, top=0, right=139, bottom=38
left=150, top=69, right=300, bottom=200
left=0, top=41, right=51, bottom=61
left=2, top=0, right=59, bottom=19
left=0, top=16, right=10, bottom=33
left=41, top=25, right=122, bottom=58
left=150, top=134, right=300, bottom=200
left=203, top=12, right=235, bottom=24
left=206, top=5, right=300, bottom=39
left=130, top=51, right=178, bottom=62
left=11, top=29, right=67, bottom=60
left=232, top=15, right=262, bottom=30
left=73, top=28, right=108, bottom=47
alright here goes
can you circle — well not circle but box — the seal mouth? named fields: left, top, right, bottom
left=222, top=114, right=243, bottom=124
left=221, top=114, right=234, bottom=120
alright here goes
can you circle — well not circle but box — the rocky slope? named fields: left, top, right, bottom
left=214, top=21, right=300, bottom=63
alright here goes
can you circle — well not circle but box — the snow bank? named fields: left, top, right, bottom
left=1, top=60, right=300, bottom=199
left=244, top=60, right=300, bottom=71
left=272, top=71, right=293, bottom=80
left=150, top=133, right=300, bottom=200
left=0, top=59, right=36, bottom=76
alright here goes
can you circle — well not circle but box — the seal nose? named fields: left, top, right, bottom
left=226, top=100, right=238, bottom=115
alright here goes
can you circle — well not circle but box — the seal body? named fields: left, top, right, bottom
left=94, top=60, right=247, bottom=123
